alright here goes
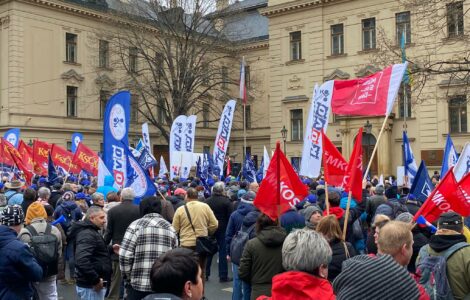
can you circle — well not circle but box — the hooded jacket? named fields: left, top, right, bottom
left=96, top=175, right=118, bottom=198
left=0, top=225, right=43, bottom=299
left=225, top=202, right=255, bottom=255
left=239, top=226, right=287, bottom=300
left=68, top=219, right=112, bottom=288
left=53, top=200, right=83, bottom=234
left=256, top=271, right=335, bottom=300
left=418, top=232, right=470, bottom=299
left=328, top=239, right=356, bottom=281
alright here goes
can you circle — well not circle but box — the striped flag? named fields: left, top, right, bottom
left=239, top=57, right=247, bottom=105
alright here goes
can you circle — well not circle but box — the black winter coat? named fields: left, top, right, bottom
left=328, top=238, right=356, bottom=281
left=69, top=220, right=112, bottom=288
left=206, top=193, right=232, bottom=234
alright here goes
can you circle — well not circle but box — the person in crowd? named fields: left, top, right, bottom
left=172, top=187, right=218, bottom=287
left=49, top=182, right=63, bottom=209
left=37, top=186, right=51, bottom=206
left=395, top=212, right=429, bottom=274
left=258, top=229, right=334, bottom=299
left=302, top=205, right=322, bottom=230
left=205, top=181, right=233, bottom=282
left=19, top=202, right=62, bottom=300
left=21, top=187, right=37, bottom=214
left=119, top=196, right=178, bottom=299
left=69, top=206, right=112, bottom=300
left=75, top=192, right=89, bottom=213
left=168, top=188, right=186, bottom=211
left=5, top=179, right=24, bottom=205
left=226, top=191, right=256, bottom=300
left=239, top=214, right=286, bottom=299
left=366, top=185, right=386, bottom=225
left=96, top=175, right=118, bottom=198
left=0, top=205, right=43, bottom=299
left=143, top=248, right=203, bottom=300
left=103, top=191, right=120, bottom=213
left=104, top=187, right=140, bottom=300
left=416, top=212, right=470, bottom=299
left=374, top=186, right=409, bottom=220
left=280, top=208, right=305, bottom=234
left=334, top=223, right=421, bottom=299
left=248, top=182, right=259, bottom=194
left=404, top=194, right=421, bottom=216
left=91, top=192, right=105, bottom=208
left=316, top=215, right=356, bottom=281
left=366, top=214, right=390, bottom=254
left=157, top=193, right=175, bottom=223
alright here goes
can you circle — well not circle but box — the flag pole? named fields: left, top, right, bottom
left=325, top=181, right=330, bottom=215
left=342, top=191, right=352, bottom=241
left=363, top=114, right=389, bottom=181
left=276, top=141, right=281, bottom=220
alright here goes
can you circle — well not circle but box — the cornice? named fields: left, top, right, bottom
left=238, top=40, right=269, bottom=51
left=13, top=0, right=107, bottom=20
left=260, top=0, right=342, bottom=17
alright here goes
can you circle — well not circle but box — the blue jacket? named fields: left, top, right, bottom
left=0, top=225, right=43, bottom=299
left=280, top=210, right=305, bottom=234
left=225, top=202, right=255, bottom=255
left=53, top=200, right=83, bottom=234
left=96, top=175, right=118, bottom=198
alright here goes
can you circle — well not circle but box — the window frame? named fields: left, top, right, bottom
left=396, top=11, right=411, bottom=45
left=66, top=33, right=77, bottom=63
left=99, top=40, right=109, bottom=68
left=202, top=103, right=210, bottom=128
left=99, top=90, right=110, bottom=120
left=66, top=86, right=78, bottom=117
left=398, top=83, right=412, bottom=118
left=290, top=109, right=303, bottom=141
left=245, top=105, right=251, bottom=129
left=129, top=47, right=138, bottom=73
left=447, top=1, right=464, bottom=37
left=290, top=31, right=302, bottom=61
left=362, top=18, right=376, bottom=50
left=331, top=24, right=344, bottom=55
left=449, top=96, right=467, bottom=133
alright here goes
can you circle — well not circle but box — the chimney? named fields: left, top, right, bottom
left=216, top=0, right=229, bottom=11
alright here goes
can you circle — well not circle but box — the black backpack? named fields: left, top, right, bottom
left=384, top=201, right=409, bottom=219
left=230, top=223, right=255, bottom=266
left=26, top=224, right=59, bottom=278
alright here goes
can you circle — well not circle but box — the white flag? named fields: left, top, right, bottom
left=159, top=156, right=169, bottom=178
left=378, top=174, right=384, bottom=186
left=98, top=157, right=118, bottom=189
left=263, top=146, right=270, bottom=177
left=454, top=142, right=470, bottom=181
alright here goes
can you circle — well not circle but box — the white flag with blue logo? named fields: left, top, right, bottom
left=440, top=134, right=459, bottom=178
left=454, top=142, right=470, bottom=181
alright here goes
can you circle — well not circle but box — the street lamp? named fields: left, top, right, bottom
left=364, top=120, right=373, bottom=177
left=281, top=125, right=288, bottom=153
left=28, top=139, right=33, bottom=147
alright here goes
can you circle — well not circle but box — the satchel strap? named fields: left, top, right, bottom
left=343, top=241, right=350, bottom=259
left=183, top=204, right=197, bottom=234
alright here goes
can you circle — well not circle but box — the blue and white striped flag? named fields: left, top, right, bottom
left=403, top=131, right=418, bottom=187
left=440, top=134, right=459, bottom=178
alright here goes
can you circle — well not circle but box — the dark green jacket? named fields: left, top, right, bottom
left=239, top=226, right=286, bottom=300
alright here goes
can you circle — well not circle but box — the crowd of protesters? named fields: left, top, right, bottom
left=0, top=170, right=470, bottom=300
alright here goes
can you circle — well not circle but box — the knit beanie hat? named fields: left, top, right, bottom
left=333, top=254, right=420, bottom=300
left=395, top=212, right=413, bottom=224
left=1, top=205, right=24, bottom=226
left=302, top=205, right=322, bottom=221
left=25, top=202, right=47, bottom=225
left=241, top=191, right=256, bottom=204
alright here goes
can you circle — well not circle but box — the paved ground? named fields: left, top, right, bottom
left=58, top=258, right=234, bottom=300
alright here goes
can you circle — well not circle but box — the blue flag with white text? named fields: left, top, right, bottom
left=410, top=160, right=434, bottom=203
left=71, top=132, right=83, bottom=153
left=403, top=131, right=418, bottom=186
left=4, top=128, right=20, bottom=148
left=124, top=144, right=156, bottom=205
left=440, top=134, right=459, bottom=178
left=48, top=153, right=59, bottom=184
left=243, top=155, right=257, bottom=183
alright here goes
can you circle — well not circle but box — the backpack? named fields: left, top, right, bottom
left=416, top=242, right=469, bottom=300
left=384, top=201, right=409, bottom=219
left=60, top=207, right=74, bottom=234
left=26, top=224, right=59, bottom=278
left=230, top=223, right=255, bottom=266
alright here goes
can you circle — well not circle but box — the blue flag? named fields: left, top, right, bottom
left=124, top=144, right=156, bottom=205
left=103, top=91, right=131, bottom=188
left=256, top=158, right=264, bottom=182
left=71, top=132, right=83, bottom=153
left=403, top=131, right=418, bottom=186
left=243, top=155, right=257, bottom=183
left=440, top=134, right=459, bottom=178
left=48, top=153, right=59, bottom=184
left=4, top=128, right=20, bottom=148
left=137, top=148, right=158, bottom=171
left=196, top=156, right=202, bottom=178
left=410, top=160, right=434, bottom=203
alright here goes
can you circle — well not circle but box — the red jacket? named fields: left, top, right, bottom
left=256, top=271, right=335, bottom=300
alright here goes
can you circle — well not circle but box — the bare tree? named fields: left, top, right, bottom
left=104, top=0, right=244, bottom=142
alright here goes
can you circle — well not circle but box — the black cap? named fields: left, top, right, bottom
left=438, top=211, right=463, bottom=226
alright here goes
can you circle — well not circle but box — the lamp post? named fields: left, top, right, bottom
left=28, top=139, right=33, bottom=147
left=364, top=120, right=373, bottom=177
left=281, top=125, right=288, bottom=153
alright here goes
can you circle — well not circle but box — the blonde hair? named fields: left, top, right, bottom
left=317, top=215, right=343, bottom=242
left=373, top=214, right=391, bottom=229
left=377, top=221, right=413, bottom=255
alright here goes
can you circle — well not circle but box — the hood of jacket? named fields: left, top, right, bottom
left=257, top=226, right=287, bottom=247
left=104, top=175, right=115, bottom=187
left=0, top=225, right=17, bottom=249
left=61, top=200, right=78, bottom=212
left=242, top=210, right=260, bottom=228
left=67, top=219, right=99, bottom=242
left=269, top=271, right=335, bottom=300
left=429, top=233, right=467, bottom=252
left=237, top=202, right=254, bottom=216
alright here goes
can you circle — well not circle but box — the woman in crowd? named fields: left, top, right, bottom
left=366, top=214, right=391, bottom=254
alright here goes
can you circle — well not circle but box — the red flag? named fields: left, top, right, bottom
left=33, top=140, right=51, bottom=176
left=18, top=140, right=34, bottom=172
left=322, top=131, right=347, bottom=187
left=413, top=168, right=470, bottom=223
left=72, top=143, right=99, bottom=176
left=331, top=63, right=407, bottom=116
left=0, top=138, right=16, bottom=166
left=51, top=144, right=81, bottom=174
left=3, top=139, right=34, bottom=184
left=343, top=128, right=363, bottom=202
left=253, top=142, right=309, bottom=221
left=226, top=156, right=232, bottom=177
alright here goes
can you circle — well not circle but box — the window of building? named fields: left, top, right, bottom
left=290, top=109, right=303, bottom=141
left=203, top=103, right=209, bottom=128
left=245, top=105, right=251, bottom=129
left=290, top=31, right=302, bottom=60
left=245, top=65, right=251, bottom=88
left=66, top=141, right=72, bottom=152
left=222, top=66, right=228, bottom=89
left=203, top=145, right=210, bottom=154
left=99, top=90, right=110, bottom=119
left=99, top=40, right=109, bottom=68
left=362, top=18, right=376, bottom=50
left=396, top=12, right=411, bottom=45
left=130, top=94, right=139, bottom=122
left=66, top=86, right=78, bottom=117
left=449, top=96, right=467, bottom=133
left=66, top=33, right=77, bottom=63
left=129, top=47, right=138, bottom=73
left=398, top=83, right=412, bottom=118
left=447, top=2, right=464, bottom=37
left=331, top=24, right=344, bottom=55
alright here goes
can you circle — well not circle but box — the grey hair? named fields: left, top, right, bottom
left=282, top=228, right=332, bottom=274
left=91, top=192, right=104, bottom=203
left=212, top=181, right=225, bottom=195
left=38, top=187, right=51, bottom=200
left=121, top=187, right=135, bottom=201
left=0, top=194, right=6, bottom=207
left=85, top=205, right=104, bottom=219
